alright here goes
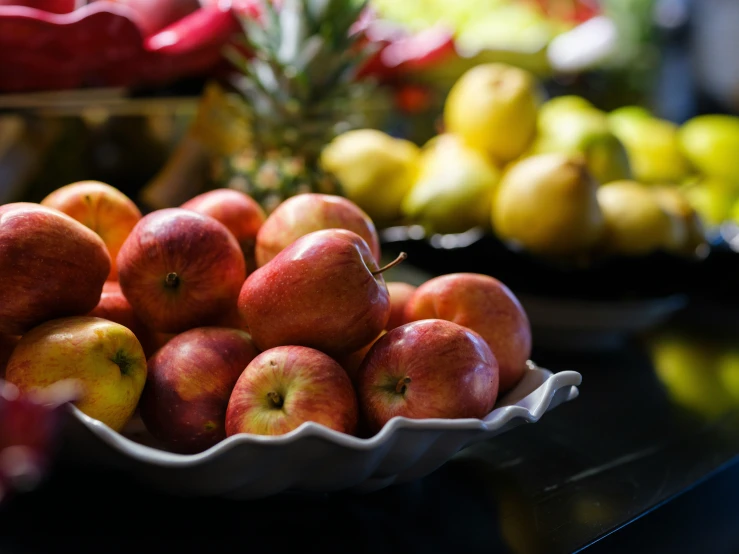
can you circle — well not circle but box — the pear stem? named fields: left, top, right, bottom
left=372, top=252, right=407, bottom=276
left=165, top=272, right=180, bottom=288
left=395, top=377, right=411, bottom=395
left=266, top=391, right=284, bottom=409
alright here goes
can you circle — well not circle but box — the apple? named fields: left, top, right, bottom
left=140, top=327, right=260, bottom=453
left=0, top=334, right=20, bottom=378
left=404, top=273, right=531, bottom=394
left=40, top=180, right=142, bottom=281
left=239, top=229, right=400, bottom=357
left=254, top=193, right=381, bottom=267
left=386, top=282, right=417, bottom=331
left=4, top=316, right=147, bottom=431
left=225, top=346, right=358, bottom=437
left=0, top=203, right=111, bottom=336
left=335, top=330, right=386, bottom=386
left=181, top=188, right=266, bottom=272
left=87, top=281, right=158, bottom=358
left=357, top=319, right=499, bottom=434
left=117, top=208, right=246, bottom=334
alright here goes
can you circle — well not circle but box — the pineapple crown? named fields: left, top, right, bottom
left=225, top=0, right=379, bottom=162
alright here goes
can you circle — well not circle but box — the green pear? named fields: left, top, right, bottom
left=679, top=115, right=739, bottom=186
left=401, top=134, right=501, bottom=234
left=596, top=180, right=683, bottom=256
left=682, top=178, right=738, bottom=228
left=532, top=99, right=632, bottom=184
left=492, top=153, right=604, bottom=257
left=608, top=108, right=691, bottom=184
left=607, top=105, right=653, bottom=126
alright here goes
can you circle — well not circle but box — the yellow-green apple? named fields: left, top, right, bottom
left=88, top=281, right=158, bottom=358
left=357, top=319, right=499, bottom=434
left=404, top=274, right=531, bottom=393
left=5, top=316, right=147, bottom=431
left=239, top=229, right=397, bottom=356
left=180, top=189, right=266, bottom=272
left=0, top=203, right=111, bottom=336
left=40, top=181, right=142, bottom=280
left=117, top=208, right=246, bottom=334
left=386, top=282, right=417, bottom=331
left=225, top=346, right=358, bottom=436
left=140, top=327, right=260, bottom=453
left=254, top=193, right=381, bottom=267
left=0, top=334, right=20, bottom=378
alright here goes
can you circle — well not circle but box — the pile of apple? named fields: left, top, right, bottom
left=0, top=182, right=532, bottom=454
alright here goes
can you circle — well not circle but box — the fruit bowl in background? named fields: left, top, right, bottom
left=380, top=226, right=703, bottom=351
left=59, top=363, right=580, bottom=498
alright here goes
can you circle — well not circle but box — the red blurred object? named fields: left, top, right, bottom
left=0, top=379, right=78, bottom=503
left=358, top=21, right=457, bottom=82
left=395, top=84, right=435, bottom=114
left=530, top=0, right=600, bottom=23
left=0, top=1, right=600, bottom=94
left=0, top=0, right=261, bottom=93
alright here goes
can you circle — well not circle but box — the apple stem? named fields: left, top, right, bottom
left=372, top=252, right=407, bottom=276
left=395, top=376, right=411, bottom=395
left=165, top=272, right=180, bottom=288
left=266, top=391, right=284, bottom=409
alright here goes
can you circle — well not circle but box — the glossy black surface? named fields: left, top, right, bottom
left=2, top=313, right=739, bottom=553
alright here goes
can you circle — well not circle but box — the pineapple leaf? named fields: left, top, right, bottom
left=277, top=0, right=310, bottom=66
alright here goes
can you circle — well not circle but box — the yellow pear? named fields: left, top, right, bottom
left=608, top=108, right=691, bottom=184
left=320, top=129, right=421, bottom=225
left=651, top=185, right=706, bottom=253
left=492, top=153, right=604, bottom=256
left=679, top=114, right=739, bottom=186
left=444, top=63, right=539, bottom=164
left=401, top=134, right=501, bottom=234
left=537, top=95, right=598, bottom=131
left=596, top=180, right=681, bottom=256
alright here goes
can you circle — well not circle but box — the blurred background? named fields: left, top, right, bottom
left=0, top=0, right=738, bottom=204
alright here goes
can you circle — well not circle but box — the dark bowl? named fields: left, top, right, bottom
left=380, top=226, right=708, bottom=302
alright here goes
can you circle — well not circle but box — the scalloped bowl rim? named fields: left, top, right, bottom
left=67, top=367, right=582, bottom=467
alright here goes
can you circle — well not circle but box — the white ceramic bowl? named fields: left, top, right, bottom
left=60, top=363, right=581, bottom=499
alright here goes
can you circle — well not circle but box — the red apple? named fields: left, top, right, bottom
left=357, top=319, right=499, bottom=434
left=0, top=334, right=20, bottom=378
left=117, top=208, right=246, bottom=334
left=386, top=282, right=417, bottom=331
left=239, top=229, right=394, bottom=357
left=255, top=193, right=381, bottom=267
left=87, top=281, right=158, bottom=358
left=5, top=316, right=147, bottom=432
left=225, top=346, right=358, bottom=436
left=0, top=203, right=111, bottom=336
left=181, top=189, right=266, bottom=272
left=335, top=330, right=386, bottom=386
left=404, top=273, right=531, bottom=394
left=41, top=180, right=142, bottom=281
left=140, top=327, right=260, bottom=453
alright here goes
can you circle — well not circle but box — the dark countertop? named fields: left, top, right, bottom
left=2, top=313, right=739, bottom=554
